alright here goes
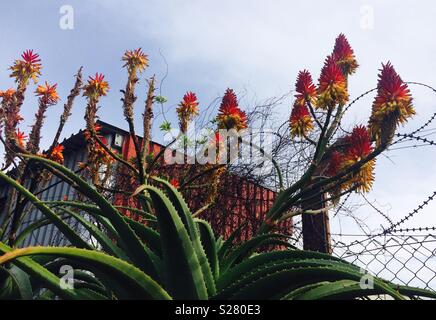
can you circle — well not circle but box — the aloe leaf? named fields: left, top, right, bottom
left=123, top=216, right=162, bottom=257
left=20, top=155, right=158, bottom=279
left=292, top=279, right=363, bottom=300
left=196, top=219, right=219, bottom=280
left=0, top=266, right=33, bottom=299
left=56, top=207, right=129, bottom=261
left=0, top=242, right=80, bottom=299
left=0, top=245, right=172, bottom=300
left=150, top=177, right=216, bottom=295
left=217, top=222, right=247, bottom=262
left=220, top=233, right=293, bottom=274
left=0, top=171, right=91, bottom=250
left=228, top=266, right=404, bottom=300
left=14, top=217, right=55, bottom=247
left=145, top=185, right=208, bottom=299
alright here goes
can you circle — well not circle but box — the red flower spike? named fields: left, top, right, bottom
left=35, top=82, right=60, bottom=105
left=10, top=49, right=42, bottom=84
left=317, top=55, right=349, bottom=109
left=295, top=70, right=317, bottom=105
left=170, top=178, right=180, bottom=189
left=177, top=91, right=199, bottom=131
left=289, top=101, right=313, bottom=138
left=343, top=125, right=373, bottom=161
left=332, top=34, right=358, bottom=75
left=83, top=73, right=109, bottom=98
left=216, top=88, right=247, bottom=130
left=326, top=151, right=344, bottom=177
left=50, top=144, right=65, bottom=164
left=15, top=129, right=27, bottom=147
left=368, top=62, right=415, bottom=146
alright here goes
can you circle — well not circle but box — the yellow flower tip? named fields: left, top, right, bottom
left=0, top=88, right=16, bottom=101
left=35, top=81, right=60, bottom=105
left=177, top=91, right=199, bottom=130
left=332, top=34, right=359, bottom=76
left=289, top=101, right=314, bottom=138
left=50, top=144, right=65, bottom=164
left=368, top=62, right=415, bottom=146
left=216, top=89, right=248, bottom=131
left=14, top=129, right=27, bottom=147
left=9, top=50, right=42, bottom=84
left=83, top=73, right=109, bottom=99
left=317, top=55, right=349, bottom=109
left=327, top=126, right=376, bottom=194
left=122, top=48, right=149, bottom=73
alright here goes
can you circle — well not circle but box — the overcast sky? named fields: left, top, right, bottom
left=1, top=0, right=435, bottom=238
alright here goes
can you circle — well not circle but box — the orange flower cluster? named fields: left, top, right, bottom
left=83, top=123, right=102, bottom=141
left=83, top=73, right=109, bottom=99
left=216, top=88, right=247, bottom=130
left=289, top=34, right=357, bottom=137
left=170, top=178, right=180, bottom=189
left=93, top=143, right=114, bottom=165
left=79, top=141, right=114, bottom=171
left=0, top=88, right=16, bottom=101
left=36, top=82, right=60, bottom=105
left=317, top=55, right=349, bottom=109
left=10, top=50, right=42, bottom=84
left=332, top=33, right=359, bottom=76
left=290, top=70, right=316, bottom=137
left=122, top=48, right=149, bottom=73
left=294, top=70, right=317, bottom=106
left=177, top=91, right=199, bottom=132
left=82, top=124, right=114, bottom=167
left=368, top=62, right=415, bottom=146
left=49, top=144, right=65, bottom=164
left=327, top=126, right=375, bottom=193
left=14, top=129, right=27, bottom=148
left=289, top=102, right=313, bottom=138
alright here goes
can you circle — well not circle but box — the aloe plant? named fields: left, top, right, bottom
left=0, top=156, right=435, bottom=300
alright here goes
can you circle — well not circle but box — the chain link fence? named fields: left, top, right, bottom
left=289, top=220, right=436, bottom=294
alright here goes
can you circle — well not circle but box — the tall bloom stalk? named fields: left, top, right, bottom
left=205, top=89, right=248, bottom=206
left=122, top=48, right=148, bottom=127
left=290, top=70, right=316, bottom=138
left=177, top=91, right=199, bottom=134
left=142, top=76, right=156, bottom=171
left=0, top=89, right=16, bottom=136
left=83, top=73, right=112, bottom=183
left=2, top=51, right=42, bottom=165
left=177, top=91, right=199, bottom=165
left=121, top=48, right=149, bottom=179
left=26, top=82, right=60, bottom=154
left=49, top=67, right=83, bottom=153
